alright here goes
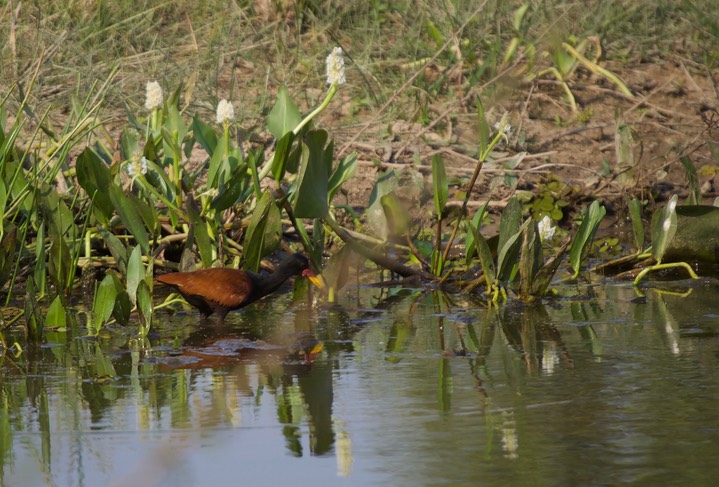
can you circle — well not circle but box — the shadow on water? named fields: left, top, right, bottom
left=2, top=279, right=719, bottom=485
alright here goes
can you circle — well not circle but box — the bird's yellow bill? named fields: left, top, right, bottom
left=307, top=274, right=326, bottom=289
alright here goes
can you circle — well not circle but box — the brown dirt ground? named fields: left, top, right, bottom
left=317, top=57, right=719, bottom=230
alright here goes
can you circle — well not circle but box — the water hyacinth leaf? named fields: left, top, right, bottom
left=532, top=238, right=571, bottom=297
left=97, top=227, right=128, bottom=274
left=267, top=85, right=302, bottom=139
left=119, top=127, right=139, bottom=161
left=25, top=276, right=43, bottom=345
left=498, top=218, right=531, bottom=282
left=32, top=222, right=46, bottom=295
left=185, top=200, right=214, bottom=268
left=271, top=131, right=295, bottom=183
left=206, top=134, right=227, bottom=188
left=0, top=223, right=18, bottom=290
left=569, top=200, right=607, bottom=277
left=243, top=190, right=282, bottom=272
left=137, top=279, right=153, bottom=331
left=126, top=246, right=144, bottom=307
left=112, top=290, right=132, bottom=326
left=75, top=147, right=113, bottom=223
left=48, top=234, right=73, bottom=294
left=432, top=154, right=448, bottom=217
left=293, top=130, right=331, bottom=218
left=108, top=185, right=150, bottom=253
left=328, top=154, right=358, bottom=202
left=628, top=198, right=644, bottom=253
left=192, top=113, right=219, bottom=157
left=650, top=194, right=678, bottom=263
left=366, top=170, right=400, bottom=240
left=465, top=201, right=489, bottom=265
left=45, top=295, right=67, bottom=328
left=518, top=220, right=542, bottom=300
left=498, top=197, right=521, bottom=257
left=210, top=168, right=249, bottom=212
left=93, top=273, right=119, bottom=333
left=466, top=218, right=496, bottom=286
left=381, top=191, right=412, bottom=239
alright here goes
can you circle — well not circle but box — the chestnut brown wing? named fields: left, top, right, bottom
left=157, top=268, right=255, bottom=310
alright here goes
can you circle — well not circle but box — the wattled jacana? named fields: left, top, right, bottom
left=156, top=253, right=322, bottom=322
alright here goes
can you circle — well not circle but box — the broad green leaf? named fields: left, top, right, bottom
left=464, top=201, right=489, bottom=265
left=45, top=295, right=67, bottom=328
left=628, top=198, right=644, bottom=253
left=650, top=194, right=678, bottom=263
left=126, top=246, right=144, bottom=307
left=108, top=186, right=150, bottom=253
left=0, top=223, right=18, bottom=290
left=144, top=158, right=175, bottom=202
left=292, top=130, right=332, bottom=218
left=112, top=290, right=132, bottom=326
left=532, top=238, right=571, bottom=297
left=119, top=127, right=139, bottom=161
left=48, top=234, right=72, bottom=294
left=243, top=190, right=282, bottom=272
left=518, top=220, right=541, bottom=300
left=497, top=218, right=531, bottom=282
left=97, top=226, right=128, bottom=273
left=267, top=85, right=302, bottom=139
left=569, top=200, right=606, bottom=277
left=328, top=153, right=358, bottom=202
left=206, top=134, right=228, bottom=188
left=41, top=184, right=76, bottom=242
left=211, top=167, right=250, bottom=211
left=466, top=217, right=496, bottom=286
left=186, top=200, right=214, bottom=267
left=137, top=280, right=153, bottom=332
left=366, top=170, right=400, bottom=240
left=93, top=273, right=119, bottom=333
left=381, top=191, right=412, bottom=238
left=498, top=197, right=521, bottom=256
left=431, top=154, right=448, bottom=217
left=192, top=113, right=219, bottom=156
left=25, top=276, right=43, bottom=344
left=271, top=131, right=296, bottom=182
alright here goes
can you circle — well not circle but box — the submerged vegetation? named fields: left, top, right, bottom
left=0, top=0, right=718, bottom=353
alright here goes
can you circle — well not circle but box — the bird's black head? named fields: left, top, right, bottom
left=279, top=253, right=311, bottom=276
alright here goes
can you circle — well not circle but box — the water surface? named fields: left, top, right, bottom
left=2, top=280, right=719, bottom=486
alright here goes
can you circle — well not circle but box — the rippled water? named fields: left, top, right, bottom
left=2, top=279, right=719, bottom=486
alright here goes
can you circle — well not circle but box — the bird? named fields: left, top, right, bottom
left=156, top=253, right=323, bottom=323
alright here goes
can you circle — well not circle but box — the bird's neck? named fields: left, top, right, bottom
left=252, top=268, right=293, bottom=297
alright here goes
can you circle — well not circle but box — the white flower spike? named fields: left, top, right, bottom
left=326, top=47, right=346, bottom=86
left=145, top=81, right=163, bottom=111
left=216, top=99, right=236, bottom=125
left=538, top=216, right=556, bottom=242
left=126, top=156, right=149, bottom=179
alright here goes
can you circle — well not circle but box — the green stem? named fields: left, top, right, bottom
left=293, top=84, right=338, bottom=136
left=633, top=261, right=700, bottom=287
